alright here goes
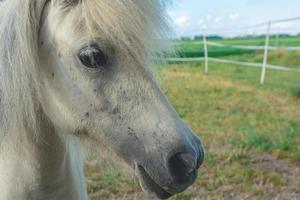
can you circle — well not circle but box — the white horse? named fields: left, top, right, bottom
left=0, top=0, right=204, bottom=199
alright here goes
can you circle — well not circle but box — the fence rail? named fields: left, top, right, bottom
left=166, top=57, right=300, bottom=72
left=169, top=16, right=300, bottom=84
left=206, top=41, right=300, bottom=51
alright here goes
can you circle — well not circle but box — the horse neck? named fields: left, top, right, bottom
left=0, top=115, right=87, bottom=200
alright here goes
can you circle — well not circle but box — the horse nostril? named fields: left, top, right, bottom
left=168, top=152, right=197, bottom=183
left=196, top=147, right=205, bottom=169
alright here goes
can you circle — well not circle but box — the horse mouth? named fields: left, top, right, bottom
left=137, top=165, right=173, bottom=199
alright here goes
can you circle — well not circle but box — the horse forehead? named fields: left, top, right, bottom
left=43, top=9, right=83, bottom=49
left=45, top=1, right=160, bottom=59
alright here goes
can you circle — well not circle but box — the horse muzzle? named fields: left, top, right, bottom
left=136, top=135, right=204, bottom=199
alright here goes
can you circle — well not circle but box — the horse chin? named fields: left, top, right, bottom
left=137, top=166, right=173, bottom=199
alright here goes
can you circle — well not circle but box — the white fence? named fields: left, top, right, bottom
left=168, top=17, right=300, bottom=84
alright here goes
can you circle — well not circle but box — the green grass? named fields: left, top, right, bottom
left=85, top=37, right=300, bottom=199
left=222, top=36, right=300, bottom=46
left=291, top=85, right=300, bottom=97
left=173, top=41, right=256, bottom=58
left=86, top=63, right=300, bottom=199
left=155, top=64, right=300, bottom=199
left=172, top=36, right=300, bottom=63
left=158, top=64, right=300, bottom=158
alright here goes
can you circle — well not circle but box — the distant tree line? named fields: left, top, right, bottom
left=178, top=33, right=300, bottom=41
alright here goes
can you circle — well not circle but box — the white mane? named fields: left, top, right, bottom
left=0, top=0, right=47, bottom=140
left=0, top=2, right=203, bottom=200
left=0, top=0, right=169, bottom=141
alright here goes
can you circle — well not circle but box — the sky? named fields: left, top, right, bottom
left=167, top=0, right=300, bottom=37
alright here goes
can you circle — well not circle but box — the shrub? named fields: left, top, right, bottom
left=290, top=85, right=300, bottom=98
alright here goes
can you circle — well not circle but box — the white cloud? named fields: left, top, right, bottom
left=272, top=21, right=295, bottom=29
left=174, top=16, right=191, bottom=27
left=206, top=14, right=212, bottom=21
left=197, top=19, right=204, bottom=25
left=215, top=17, right=222, bottom=23
left=229, top=13, right=240, bottom=20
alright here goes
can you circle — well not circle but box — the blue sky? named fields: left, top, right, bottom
left=167, top=0, right=300, bottom=36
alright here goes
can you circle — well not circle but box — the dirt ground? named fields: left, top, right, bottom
left=86, top=153, right=300, bottom=200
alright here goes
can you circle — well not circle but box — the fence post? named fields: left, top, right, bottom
left=203, top=33, right=208, bottom=73
left=260, top=21, right=271, bottom=84
left=275, top=32, right=279, bottom=47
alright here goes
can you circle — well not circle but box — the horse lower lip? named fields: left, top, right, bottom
left=137, top=165, right=173, bottom=199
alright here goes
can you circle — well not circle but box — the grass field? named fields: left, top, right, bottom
left=85, top=37, right=300, bottom=200
left=173, top=36, right=300, bottom=67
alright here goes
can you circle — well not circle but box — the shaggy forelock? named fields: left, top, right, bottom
left=78, top=0, right=169, bottom=62
left=0, top=0, right=169, bottom=139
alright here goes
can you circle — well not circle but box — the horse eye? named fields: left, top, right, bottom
left=78, top=45, right=108, bottom=69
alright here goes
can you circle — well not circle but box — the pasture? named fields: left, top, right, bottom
left=173, top=36, right=300, bottom=60
left=85, top=37, right=300, bottom=199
